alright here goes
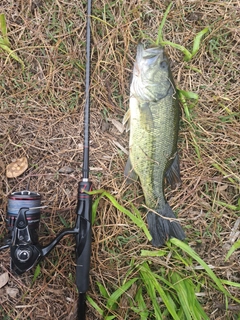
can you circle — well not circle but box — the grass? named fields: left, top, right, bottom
left=156, top=3, right=209, bottom=62
left=0, top=14, right=24, bottom=69
left=87, top=194, right=240, bottom=319
left=0, top=0, right=239, bottom=319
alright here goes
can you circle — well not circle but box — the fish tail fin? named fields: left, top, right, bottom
left=147, top=202, right=185, bottom=247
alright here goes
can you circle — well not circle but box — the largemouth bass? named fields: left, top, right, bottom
left=124, top=43, right=185, bottom=247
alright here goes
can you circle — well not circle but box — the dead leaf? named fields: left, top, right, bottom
left=108, top=118, right=125, bottom=134
left=6, top=157, right=28, bottom=178
left=0, top=272, right=9, bottom=288
left=101, top=120, right=109, bottom=132
left=58, top=166, right=74, bottom=174
left=6, top=287, right=19, bottom=298
left=217, top=184, right=228, bottom=192
left=113, top=141, right=129, bottom=155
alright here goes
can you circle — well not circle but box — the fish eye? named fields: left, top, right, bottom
left=160, top=61, right=168, bottom=69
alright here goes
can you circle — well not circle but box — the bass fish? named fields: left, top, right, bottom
left=124, top=43, right=185, bottom=247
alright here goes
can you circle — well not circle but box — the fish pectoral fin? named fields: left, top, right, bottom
left=165, top=152, right=181, bottom=189
left=139, top=102, right=153, bottom=132
left=124, top=157, right=138, bottom=183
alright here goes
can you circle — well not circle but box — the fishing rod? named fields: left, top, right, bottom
left=76, top=0, right=92, bottom=316
left=0, top=1, right=93, bottom=319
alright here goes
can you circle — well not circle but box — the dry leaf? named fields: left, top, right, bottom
left=108, top=118, right=125, bottom=134
left=6, top=287, right=19, bottom=298
left=101, top=120, right=109, bottom=132
left=0, top=272, right=9, bottom=288
left=113, top=141, right=129, bottom=155
left=217, top=184, right=228, bottom=192
left=6, top=157, right=28, bottom=178
left=58, top=166, right=74, bottom=174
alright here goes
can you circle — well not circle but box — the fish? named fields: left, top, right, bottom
left=124, top=43, right=185, bottom=247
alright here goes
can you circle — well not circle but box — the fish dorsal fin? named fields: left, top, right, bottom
left=165, top=152, right=181, bottom=189
left=140, top=102, right=153, bottom=132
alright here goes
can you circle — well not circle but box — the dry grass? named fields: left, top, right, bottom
left=0, top=0, right=239, bottom=319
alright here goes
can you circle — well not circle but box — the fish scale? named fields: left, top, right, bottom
left=125, top=43, right=185, bottom=247
left=151, top=96, right=179, bottom=206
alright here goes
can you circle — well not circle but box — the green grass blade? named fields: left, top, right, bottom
left=106, top=192, right=152, bottom=240
left=178, top=89, right=198, bottom=121
left=0, top=13, right=10, bottom=45
left=170, top=238, right=239, bottom=302
left=105, top=316, right=116, bottom=320
left=133, top=286, right=149, bottom=319
left=162, top=292, right=177, bottom=318
left=191, top=28, right=209, bottom=59
left=212, top=163, right=237, bottom=185
left=170, top=273, right=193, bottom=320
left=0, top=14, right=7, bottom=35
left=92, top=195, right=102, bottom=223
left=87, top=295, right=104, bottom=317
left=215, top=200, right=239, bottom=211
left=58, top=213, right=70, bottom=227
left=140, top=249, right=168, bottom=257
left=91, top=15, right=114, bottom=29
left=0, top=42, right=24, bottom=68
left=106, top=278, right=138, bottom=310
left=0, top=14, right=24, bottom=68
left=154, top=280, right=179, bottom=320
left=97, top=281, right=109, bottom=299
left=140, top=262, right=180, bottom=320
left=171, top=272, right=209, bottom=320
left=221, top=279, right=240, bottom=288
left=193, top=296, right=209, bottom=320
left=88, top=189, right=152, bottom=241
left=225, top=239, right=240, bottom=261
left=140, top=266, right=163, bottom=320
left=178, top=89, right=199, bottom=101
left=154, top=272, right=179, bottom=292
left=190, top=133, right=201, bottom=161
left=156, top=2, right=173, bottom=45
left=32, top=264, right=41, bottom=286
left=160, top=40, right=192, bottom=61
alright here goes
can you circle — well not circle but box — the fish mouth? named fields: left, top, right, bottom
left=132, top=43, right=173, bottom=101
left=137, top=43, right=166, bottom=66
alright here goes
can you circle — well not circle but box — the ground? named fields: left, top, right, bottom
left=0, top=0, right=239, bottom=319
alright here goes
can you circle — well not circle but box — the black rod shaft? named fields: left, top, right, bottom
left=76, top=1, right=92, bottom=319
left=77, top=293, right=86, bottom=320
left=82, top=0, right=92, bottom=180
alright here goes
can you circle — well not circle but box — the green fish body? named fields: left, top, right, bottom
left=125, top=44, right=185, bottom=247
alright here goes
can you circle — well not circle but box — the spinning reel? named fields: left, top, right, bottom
left=1, top=183, right=92, bottom=286
left=4, top=190, right=42, bottom=274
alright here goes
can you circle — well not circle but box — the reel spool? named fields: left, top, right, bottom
left=7, top=191, right=41, bottom=231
